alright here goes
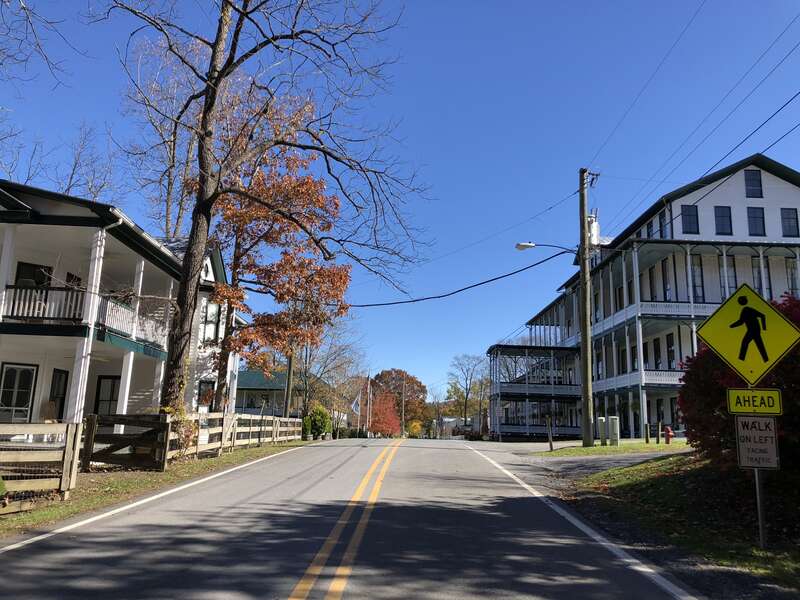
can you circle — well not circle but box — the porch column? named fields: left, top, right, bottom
left=598, top=268, right=605, bottom=322
left=152, top=359, right=165, bottom=405
left=611, top=331, right=618, bottom=378
left=685, top=245, right=697, bottom=354
left=0, top=224, right=16, bottom=322
left=628, top=390, right=635, bottom=439
left=116, top=258, right=145, bottom=419
left=639, top=387, right=648, bottom=439
left=603, top=395, right=608, bottom=418
left=614, top=393, right=620, bottom=417
left=721, top=246, right=729, bottom=299
left=758, top=247, right=768, bottom=299
left=621, top=251, right=629, bottom=307
left=65, top=228, right=106, bottom=423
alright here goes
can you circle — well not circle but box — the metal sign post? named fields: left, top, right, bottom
left=699, top=285, right=793, bottom=551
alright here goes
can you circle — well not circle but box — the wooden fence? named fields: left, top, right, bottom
left=82, top=412, right=302, bottom=471
left=0, top=422, right=83, bottom=515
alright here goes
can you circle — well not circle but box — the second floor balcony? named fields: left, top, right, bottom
left=2, top=285, right=168, bottom=348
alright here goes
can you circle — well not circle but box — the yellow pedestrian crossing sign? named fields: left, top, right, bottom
left=697, top=283, right=800, bottom=385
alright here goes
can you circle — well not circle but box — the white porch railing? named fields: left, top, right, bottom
left=2, top=286, right=85, bottom=320
left=499, top=383, right=581, bottom=396
left=96, top=297, right=136, bottom=336
left=643, top=370, right=684, bottom=386
left=640, top=301, right=718, bottom=317
left=593, top=371, right=640, bottom=392
left=137, top=313, right=168, bottom=347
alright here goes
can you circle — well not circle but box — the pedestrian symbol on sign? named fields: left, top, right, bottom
left=730, top=295, right=768, bottom=362
left=697, top=283, right=800, bottom=385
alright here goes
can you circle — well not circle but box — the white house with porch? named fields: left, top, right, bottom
left=489, top=154, right=800, bottom=440
left=0, top=180, right=239, bottom=424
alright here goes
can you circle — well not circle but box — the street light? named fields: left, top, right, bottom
left=516, top=241, right=577, bottom=254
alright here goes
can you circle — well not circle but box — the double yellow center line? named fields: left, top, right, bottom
left=289, top=439, right=404, bottom=600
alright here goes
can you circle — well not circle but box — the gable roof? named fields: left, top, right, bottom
left=158, top=236, right=228, bottom=285
left=0, top=179, right=184, bottom=278
left=526, top=153, right=800, bottom=323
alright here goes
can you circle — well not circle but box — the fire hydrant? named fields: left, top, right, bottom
left=664, top=426, right=675, bottom=444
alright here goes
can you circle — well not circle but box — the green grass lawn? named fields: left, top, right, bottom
left=541, top=438, right=689, bottom=457
left=573, top=453, right=800, bottom=590
left=0, top=440, right=310, bottom=539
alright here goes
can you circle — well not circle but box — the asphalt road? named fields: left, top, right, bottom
left=0, top=439, right=695, bottom=599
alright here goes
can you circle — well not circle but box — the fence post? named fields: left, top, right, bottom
left=157, top=413, right=171, bottom=472
left=81, top=414, right=98, bottom=472
left=644, top=422, right=651, bottom=444
left=60, top=422, right=82, bottom=499
left=230, top=416, right=238, bottom=452
left=194, top=414, right=201, bottom=458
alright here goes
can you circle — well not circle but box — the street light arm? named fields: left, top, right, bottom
left=516, top=241, right=578, bottom=254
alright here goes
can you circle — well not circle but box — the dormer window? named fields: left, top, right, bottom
left=745, top=170, right=763, bottom=198
left=201, top=301, right=221, bottom=342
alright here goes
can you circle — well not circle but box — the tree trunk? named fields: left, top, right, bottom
left=159, top=1, right=233, bottom=410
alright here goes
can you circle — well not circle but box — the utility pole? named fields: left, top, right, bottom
left=282, top=350, right=295, bottom=418
left=579, top=167, right=595, bottom=447
left=401, top=376, right=406, bottom=438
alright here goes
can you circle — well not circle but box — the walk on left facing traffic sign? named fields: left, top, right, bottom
left=697, top=283, right=800, bottom=385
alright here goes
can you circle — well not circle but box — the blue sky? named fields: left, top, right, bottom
left=6, top=1, right=800, bottom=396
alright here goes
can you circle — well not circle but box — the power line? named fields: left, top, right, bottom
left=661, top=114, right=800, bottom=236
left=603, top=11, right=800, bottom=235
left=587, top=0, right=707, bottom=170
left=420, top=190, right=578, bottom=266
left=348, top=251, right=570, bottom=308
left=609, top=82, right=800, bottom=237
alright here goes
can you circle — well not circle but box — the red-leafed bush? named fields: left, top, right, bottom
left=679, top=294, right=800, bottom=469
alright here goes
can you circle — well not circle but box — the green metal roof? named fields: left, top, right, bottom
left=237, top=369, right=304, bottom=391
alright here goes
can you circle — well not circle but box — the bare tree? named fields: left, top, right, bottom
left=121, top=38, right=204, bottom=238
left=97, top=1, right=423, bottom=411
left=54, top=122, right=117, bottom=201
left=448, top=354, right=485, bottom=425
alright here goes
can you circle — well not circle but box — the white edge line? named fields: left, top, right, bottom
left=466, top=445, right=699, bottom=600
left=0, top=444, right=310, bottom=555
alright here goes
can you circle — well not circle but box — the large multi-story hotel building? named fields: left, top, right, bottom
left=488, top=154, right=800, bottom=439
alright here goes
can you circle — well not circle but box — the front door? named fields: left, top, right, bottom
left=0, top=363, right=38, bottom=423
left=49, top=369, right=69, bottom=421
left=94, top=376, right=121, bottom=416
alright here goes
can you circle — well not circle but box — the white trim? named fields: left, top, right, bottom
left=467, top=445, right=697, bottom=600
left=0, top=443, right=310, bottom=555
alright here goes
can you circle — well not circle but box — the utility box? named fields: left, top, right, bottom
left=597, top=417, right=607, bottom=446
left=608, top=416, right=620, bottom=447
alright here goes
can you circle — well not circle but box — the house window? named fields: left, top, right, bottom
left=201, top=301, right=221, bottom=342
left=627, top=279, right=634, bottom=305
left=0, top=363, right=37, bottom=423
left=198, top=380, right=215, bottom=408
left=618, top=346, right=627, bottom=374
left=747, top=207, right=766, bottom=236
left=666, top=333, right=676, bottom=370
left=94, top=376, right=120, bottom=416
left=661, top=258, right=672, bottom=301
left=718, top=255, right=737, bottom=299
left=646, top=221, right=654, bottom=239
left=658, top=211, right=666, bottom=239
left=751, top=257, right=773, bottom=300
left=593, top=292, right=600, bottom=322
left=681, top=205, right=699, bottom=234
left=744, top=169, right=763, bottom=198
left=653, top=338, right=662, bottom=370
left=615, top=286, right=624, bottom=312
left=781, top=208, right=799, bottom=237
left=631, top=345, right=638, bottom=370
left=690, top=254, right=705, bottom=303
left=14, top=262, right=52, bottom=287
left=715, top=206, right=732, bottom=235
left=648, top=266, right=656, bottom=301
left=787, top=258, right=798, bottom=296
left=642, top=342, right=650, bottom=370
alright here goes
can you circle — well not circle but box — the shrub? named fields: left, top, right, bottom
left=679, top=294, right=800, bottom=470
left=302, top=416, right=312, bottom=440
left=309, top=404, right=332, bottom=439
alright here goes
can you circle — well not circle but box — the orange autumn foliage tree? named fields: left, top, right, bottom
left=210, top=144, right=350, bottom=409
left=369, top=389, right=401, bottom=437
